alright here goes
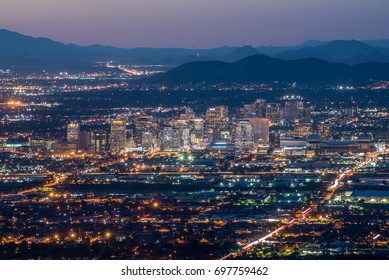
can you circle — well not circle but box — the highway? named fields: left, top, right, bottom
left=220, top=150, right=387, bottom=260
left=0, top=156, right=129, bottom=198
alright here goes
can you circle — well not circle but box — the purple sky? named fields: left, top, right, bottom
left=1, top=0, right=389, bottom=48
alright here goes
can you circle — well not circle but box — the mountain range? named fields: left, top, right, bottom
left=155, top=55, right=389, bottom=85
left=2, top=29, right=389, bottom=72
left=276, top=40, right=389, bottom=64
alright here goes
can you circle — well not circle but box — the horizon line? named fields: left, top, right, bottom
left=2, top=28, right=389, bottom=50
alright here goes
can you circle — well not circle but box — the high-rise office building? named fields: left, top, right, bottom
left=134, top=116, right=160, bottom=147
left=254, top=99, right=267, bottom=118
left=109, top=118, right=127, bottom=153
left=269, top=132, right=281, bottom=149
left=266, top=103, right=281, bottom=124
left=205, top=106, right=229, bottom=128
left=161, top=127, right=181, bottom=151
left=235, top=118, right=269, bottom=152
left=78, top=131, right=90, bottom=152
left=189, top=119, right=205, bottom=147
left=67, top=123, right=80, bottom=146
left=283, top=102, right=299, bottom=124
left=205, top=106, right=229, bottom=141
left=235, top=120, right=255, bottom=150
left=242, top=99, right=267, bottom=118
left=181, top=128, right=191, bottom=150
left=297, top=102, right=313, bottom=124
left=180, top=107, right=195, bottom=120
left=246, top=118, right=270, bottom=143
left=141, top=131, right=154, bottom=151
left=90, top=129, right=108, bottom=153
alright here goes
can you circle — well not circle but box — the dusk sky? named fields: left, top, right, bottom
left=1, top=0, right=389, bottom=48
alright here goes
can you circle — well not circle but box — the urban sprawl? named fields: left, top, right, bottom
left=0, top=70, right=388, bottom=259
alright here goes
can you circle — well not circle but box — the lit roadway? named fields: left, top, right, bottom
left=0, top=156, right=129, bottom=198
left=4, top=171, right=389, bottom=178
left=220, top=150, right=388, bottom=260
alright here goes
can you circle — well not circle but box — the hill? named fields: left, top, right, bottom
left=155, top=54, right=389, bottom=85
left=0, top=29, right=253, bottom=72
left=276, top=40, right=389, bottom=64
left=2, top=29, right=389, bottom=72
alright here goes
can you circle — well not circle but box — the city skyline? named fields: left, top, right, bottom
left=1, top=0, right=389, bottom=48
left=1, top=75, right=387, bottom=260
left=1, top=0, right=389, bottom=266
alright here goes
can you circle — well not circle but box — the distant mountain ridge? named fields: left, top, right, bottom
left=276, top=40, right=389, bottom=64
left=155, top=54, right=389, bottom=85
left=0, top=29, right=256, bottom=72
left=1, top=29, right=389, bottom=72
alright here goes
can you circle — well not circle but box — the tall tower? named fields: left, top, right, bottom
left=161, top=127, right=181, bottom=151
left=246, top=118, right=269, bottom=143
left=205, top=106, right=229, bottom=141
left=266, top=103, right=281, bottom=124
left=205, top=106, right=229, bottom=128
left=189, top=119, right=205, bottom=147
left=235, top=120, right=254, bottom=151
left=90, top=130, right=108, bottom=154
left=109, top=118, right=127, bottom=153
left=283, top=102, right=299, bottom=124
left=67, top=123, right=80, bottom=147
left=141, top=131, right=154, bottom=151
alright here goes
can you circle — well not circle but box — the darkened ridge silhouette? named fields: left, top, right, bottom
left=154, top=54, right=389, bottom=85
left=2, top=29, right=389, bottom=72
